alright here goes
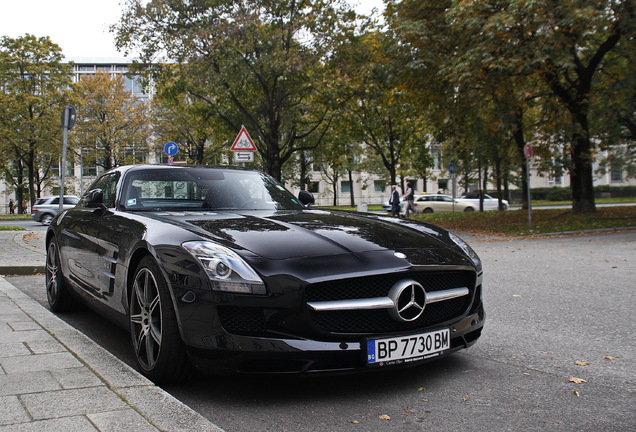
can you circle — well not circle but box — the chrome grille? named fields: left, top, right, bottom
left=306, top=271, right=475, bottom=334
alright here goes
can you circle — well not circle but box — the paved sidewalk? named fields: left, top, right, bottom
left=0, top=230, right=223, bottom=432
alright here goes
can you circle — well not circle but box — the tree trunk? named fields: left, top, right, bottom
left=512, top=109, right=530, bottom=210
left=570, top=129, right=596, bottom=213
left=299, top=151, right=307, bottom=191
left=494, top=154, right=505, bottom=210
left=348, top=169, right=355, bottom=207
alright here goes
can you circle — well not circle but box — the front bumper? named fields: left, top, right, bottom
left=185, top=305, right=484, bottom=375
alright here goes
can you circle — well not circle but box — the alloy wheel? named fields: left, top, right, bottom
left=130, top=268, right=163, bottom=371
left=45, top=242, right=59, bottom=304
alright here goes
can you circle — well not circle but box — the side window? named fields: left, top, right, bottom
left=86, top=172, right=121, bottom=208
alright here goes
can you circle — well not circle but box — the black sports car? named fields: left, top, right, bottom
left=45, top=165, right=484, bottom=383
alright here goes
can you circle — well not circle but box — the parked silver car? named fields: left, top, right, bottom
left=383, top=194, right=476, bottom=213
left=31, top=195, right=80, bottom=225
left=457, top=193, right=509, bottom=211
left=412, top=194, right=476, bottom=213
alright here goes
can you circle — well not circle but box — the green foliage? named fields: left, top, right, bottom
left=115, top=0, right=360, bottom=181
left=70, top=71, right=150, bottom=171
left=151, top=68, right=230, bottom=165
left=415, top=206, right=636, bottom=236
left=0, top=34, right=72, bottom=206
left=388, top=0, right=636, bottom=214
left=504, top=185, right=636, bottom=202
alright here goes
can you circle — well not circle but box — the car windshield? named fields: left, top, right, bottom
left=120, top=168, right=304, bottom=212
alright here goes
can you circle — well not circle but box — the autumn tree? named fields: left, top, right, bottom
left=71, top=71, right=150, bottom=172
left=115, top=0, right=360, bottom=181
left=342, top=30, right=430, bottom=187
left=0, top=35, right=72, bottom=210
left=152, top=68, right=229, bottom=165
left=388, top=0, right=636, bottom=214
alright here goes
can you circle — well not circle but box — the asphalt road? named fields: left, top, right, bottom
left=8, top=231, right=636, bottom=432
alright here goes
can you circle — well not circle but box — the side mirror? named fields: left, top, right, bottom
left=298, top=190, right=315, bottom=207
left=83, top=189, right=104, bottom=208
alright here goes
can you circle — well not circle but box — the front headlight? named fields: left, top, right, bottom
left=449, top=232, right=482, bottom=270
left=182, top=241, right=266, bottom=294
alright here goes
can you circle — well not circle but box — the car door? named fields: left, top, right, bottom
left=436, top=195, right=455, bottom=212
left=58, top=201, right=104, bottom=295
left=58, top=172, right=120, bottom=298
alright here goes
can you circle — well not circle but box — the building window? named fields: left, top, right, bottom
left=610, top=164, right=623, bottom=182
left=341, top=181, right=352, bottom=193
left=307, top=182, right=319, bottom=193
left=82, top=165, right=97, bottom=177
left=374, top=180, right=386, bottom=192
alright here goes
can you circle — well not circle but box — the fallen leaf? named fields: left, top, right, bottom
left=572, top=390, right=580, bottom=397
left=421, top=399, right=430, bottom=402
left=575, top=361, right=589, bottom=366
left=349, top=420, right=360, bottom=424
left=461, top=397, right=469, bottom=402
left=522, top=372, right=530, bottom=376
left=418, top=387, right=426, bottom=392
left=569, top=377, right=587, bottom=384
left=403, top=410, right=416, bottom=416
left=603, top=356, right=616, bottom=360
left=379, top=415, right=391, bottom=421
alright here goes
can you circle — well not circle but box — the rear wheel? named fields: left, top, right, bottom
left=423, top=208, right=434, bottom=213
left=464, top=207, right=475, bottom=212
left=129, top=256, right=192, bottom=384
left=45, top=240, right=77, bottom=312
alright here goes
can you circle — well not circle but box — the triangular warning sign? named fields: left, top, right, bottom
left=230, top=126, right=257, bottom=151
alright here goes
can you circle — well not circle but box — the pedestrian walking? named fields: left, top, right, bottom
left=389, top=185, right=401, bottom=217
left=403, top=182, right=416, bottom=217
left=9, top=199, right=15, bottom=214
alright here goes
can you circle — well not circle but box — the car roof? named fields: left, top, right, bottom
left=38, top=195, right=80, bottom=199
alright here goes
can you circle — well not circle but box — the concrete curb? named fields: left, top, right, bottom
left=0, top=230, right=46, bottom=275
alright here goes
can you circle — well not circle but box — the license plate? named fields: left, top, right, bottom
left=367, top=329, right=450, bottom=365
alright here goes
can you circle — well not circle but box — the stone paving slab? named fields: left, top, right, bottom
left=0, top=276, right=224, bottom=432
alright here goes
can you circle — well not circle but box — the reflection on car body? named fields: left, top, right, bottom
left=45, top=165, right=484, bottom=383
left=31, top=195, right=80, bottom=225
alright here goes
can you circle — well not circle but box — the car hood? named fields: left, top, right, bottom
left=144, top=209, right=461, bottom=263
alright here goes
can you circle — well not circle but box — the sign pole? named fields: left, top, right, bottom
left=59, top=106, right=76, bottom=212
left=60, top=113, right=68, bottom=212
left=449, top=162, right=456, bottom=212
left=524, top=144, right=533, bottom=232
left=526, top=158, right=532, bottom=232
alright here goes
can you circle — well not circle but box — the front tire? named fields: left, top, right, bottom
left=129, top=256, right=192, bottom=384
left=46, top=240, right=77, bottom=312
